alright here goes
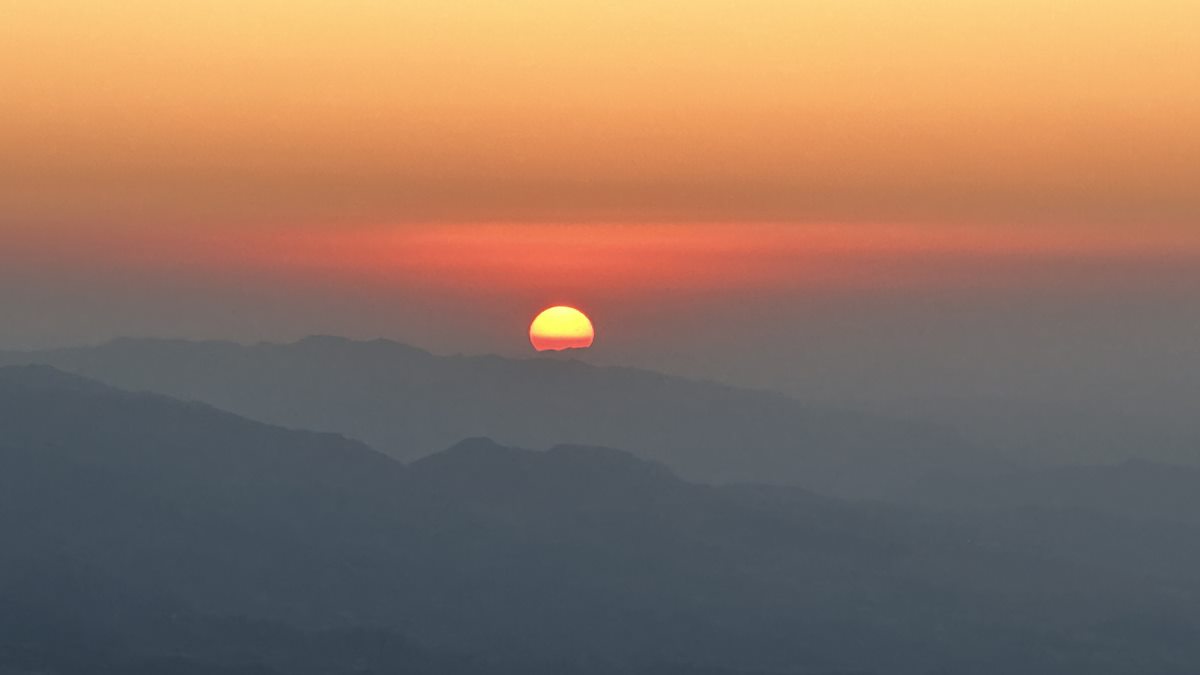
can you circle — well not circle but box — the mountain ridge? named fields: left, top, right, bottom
left=0, top=335, right=986, bottom=497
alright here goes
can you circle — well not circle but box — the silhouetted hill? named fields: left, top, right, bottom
left=0, top=336, right=984, bottom=497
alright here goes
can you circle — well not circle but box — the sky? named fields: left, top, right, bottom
left=3, top=1, right=1199, bottom=435
left=3, top=1, right=1199, bottom=226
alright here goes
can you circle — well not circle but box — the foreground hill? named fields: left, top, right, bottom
left=0, top=336, right=981, bottom=497
left=2, top=366, right=1200, bottom=674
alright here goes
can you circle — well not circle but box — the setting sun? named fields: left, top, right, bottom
left=529, top=306, right=595, bottom=352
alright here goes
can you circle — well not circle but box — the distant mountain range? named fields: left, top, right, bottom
left=3, top=365, right=1200, bottom=674
left=0, top=336, right=986, bottom=497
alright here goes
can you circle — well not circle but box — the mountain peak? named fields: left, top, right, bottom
left=406, top=438, right=683, bottom=504
left=296, top=334, right=352, bottom=346
left=442, top=436, right=518, bottom=455
left=292, top=335, right=434, bottom=358
left=410, top=437, right=532, bottom=469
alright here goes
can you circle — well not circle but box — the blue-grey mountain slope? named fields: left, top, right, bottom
left=3, top=366, right=1200, bottom=674
left=0, top=336, right=983, bottom=497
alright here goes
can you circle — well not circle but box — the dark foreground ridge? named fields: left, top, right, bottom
left=3, top=366, right=1200, bottom=674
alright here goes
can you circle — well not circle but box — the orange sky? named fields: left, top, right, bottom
left=2, top=1, right=1199, bottom=301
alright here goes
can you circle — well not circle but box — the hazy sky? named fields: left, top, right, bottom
left=3, top=1, right=1199, bottom=419
left=5, top=0, right=1198, bottom=223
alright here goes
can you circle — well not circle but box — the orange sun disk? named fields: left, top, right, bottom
left=529, top=306, right=595, bottom=351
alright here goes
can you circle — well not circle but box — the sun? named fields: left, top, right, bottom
left=529, top=306, right=595, bottom=351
